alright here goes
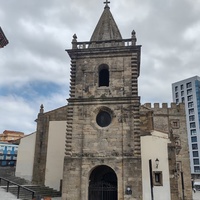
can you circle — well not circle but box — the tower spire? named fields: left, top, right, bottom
left=89, top=0, right=122, bottom=45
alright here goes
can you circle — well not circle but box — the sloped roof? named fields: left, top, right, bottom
left=0, top=27, right=8, bottom=48
left=3, top=130, right=24, bottom=135
left=90, top=5, right=122, bottom=42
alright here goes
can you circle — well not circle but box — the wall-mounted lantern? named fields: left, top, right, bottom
left=125, top=186, right=132, bottom=195
left=155, top=158, right=159, bottom=169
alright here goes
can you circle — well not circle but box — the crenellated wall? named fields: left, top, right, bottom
left=140, top=102, right=192, bottom=200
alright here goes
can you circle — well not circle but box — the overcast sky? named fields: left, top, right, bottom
left=1, top=0, right=200, bottom=134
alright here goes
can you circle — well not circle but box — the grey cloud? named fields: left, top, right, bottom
left=1, top=0, right=200, bottom=133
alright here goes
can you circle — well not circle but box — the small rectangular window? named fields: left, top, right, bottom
left=153, top=171, right=163, bottom=186
left=175, top=86, right=178, bottom=91
left=6, top=156, right=11, bottom=160
left=188, top=95, right=193, bottom=101
left=191, top=129, right=197, bottom=135
left=189, top=115, right=195, bottom=121
left=189, top=109, right=194, bottom=115
left=191, top=136, right=197, bottom=143
left=181, top=91, right=184, bottom=96
left=187, top=89, right=192, bottom=95
left=194, top=166, right=200, bottom=172
left=173, top=121, right=178, bottom=127
left=6, top=147, right=12, bottom=151
left=192, top=144, right=198, bottom=150
left=181, top=97, right=185, bottom=103
left=194, top=159, right=199, bottom=165
left=181, top=84, right=184, bottom=90
left=188, top=102, right=194, bottom=108
left=187, top=82, right=192, bottom=88
left=170, top=120, right=180, bottom=129
left=190, top=122, right=196, bottom=128
left=175, top=92, right=178, bottom=98
left=193, top=151, right=199, bottom=157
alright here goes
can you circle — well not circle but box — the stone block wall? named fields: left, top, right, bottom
left=62, top=157, right=142, bottom=200
left=32, top=105, right=68, bottom=185
left=141, top=103, right=192, bottom=200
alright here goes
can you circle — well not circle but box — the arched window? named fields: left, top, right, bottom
left=99, top=64, right=109, bottom=87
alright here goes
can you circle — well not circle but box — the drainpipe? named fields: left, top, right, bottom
left=149, top=159, right=154, bottom=200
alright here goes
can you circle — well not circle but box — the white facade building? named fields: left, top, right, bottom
left=141, top=130, right=171, bottom=200
left=15, top=121, right=66, bottom=191
left=172, top=76, right=200, bottom=175
left=15, top=132, right=36, bottom=181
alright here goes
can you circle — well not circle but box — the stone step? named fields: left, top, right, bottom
left=1, top=185, right=61, bottom=200
left=0, top=173, right=61, bottom=200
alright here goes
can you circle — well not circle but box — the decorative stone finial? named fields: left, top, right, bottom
left=73, top=34, right=77, bottom=40
left=40, top=104, right=44, bottom=114
left=131, top=30, right=137, bottom=45
left=104, top=0, right=110, bottom=8
left=72, top=34, right=77, bottom=49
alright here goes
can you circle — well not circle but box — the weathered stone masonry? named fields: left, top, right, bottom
left=32, top=105, right=68, bottom=185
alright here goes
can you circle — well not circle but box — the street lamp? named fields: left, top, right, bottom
left=155, top=158, right=159, bottom=169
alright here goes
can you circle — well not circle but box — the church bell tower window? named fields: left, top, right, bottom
left=99, top=64, right=109, bottom=87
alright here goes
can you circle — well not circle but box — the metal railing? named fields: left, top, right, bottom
left=0, top=177, right=35, bottom=199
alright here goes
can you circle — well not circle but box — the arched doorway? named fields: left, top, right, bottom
left=88, top=165, right=117, bottom=200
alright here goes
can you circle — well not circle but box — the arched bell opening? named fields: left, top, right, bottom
left=98, top=64, right=109, bottom=87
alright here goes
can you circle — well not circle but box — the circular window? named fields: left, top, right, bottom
left=96, top=111, right=112, bottom=127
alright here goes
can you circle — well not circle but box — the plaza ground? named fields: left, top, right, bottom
left=193, top=189, right=200, bottom=200
left=1, top=187, right=200, bottom=200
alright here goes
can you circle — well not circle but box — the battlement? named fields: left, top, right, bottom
left=142, top=103, right=185, bottom=114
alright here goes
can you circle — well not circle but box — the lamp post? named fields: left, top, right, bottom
left=149, top=160, right=154, bottom=200
left=155, top=158, right=159, bottom=169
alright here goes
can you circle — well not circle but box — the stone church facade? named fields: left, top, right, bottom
left=29, top=2, right=192, bottom=200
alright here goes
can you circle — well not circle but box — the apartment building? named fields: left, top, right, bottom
left=172, top=76, right=200, bottom=176
left=0, top=142, right=18, bottom=166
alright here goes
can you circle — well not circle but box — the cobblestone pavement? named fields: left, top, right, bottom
left=0, top=188, right=61, bottom=200
left=193, top=190, right=200, bottom=200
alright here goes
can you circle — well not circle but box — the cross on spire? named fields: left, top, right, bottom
left=104, top=0, right=110, bottom=7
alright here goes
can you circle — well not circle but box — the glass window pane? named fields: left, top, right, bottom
left=193, top=151, right=199, bottom=157
left=187, top=89, right=192, bottom=95
left=192, top=144, right=198, bottom=150
left=194, top=159, right=199, bottom=165
left=191, top=136, right=197, bottom=143
left=187, top=82, right=192, bottom=88
left=191, top=129, right=197, bottom=135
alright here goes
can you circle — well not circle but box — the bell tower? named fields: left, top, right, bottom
left=62, top=2, right=142, bottom=200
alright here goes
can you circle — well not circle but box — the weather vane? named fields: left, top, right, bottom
left=104, top=0, right=110, bottom=7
